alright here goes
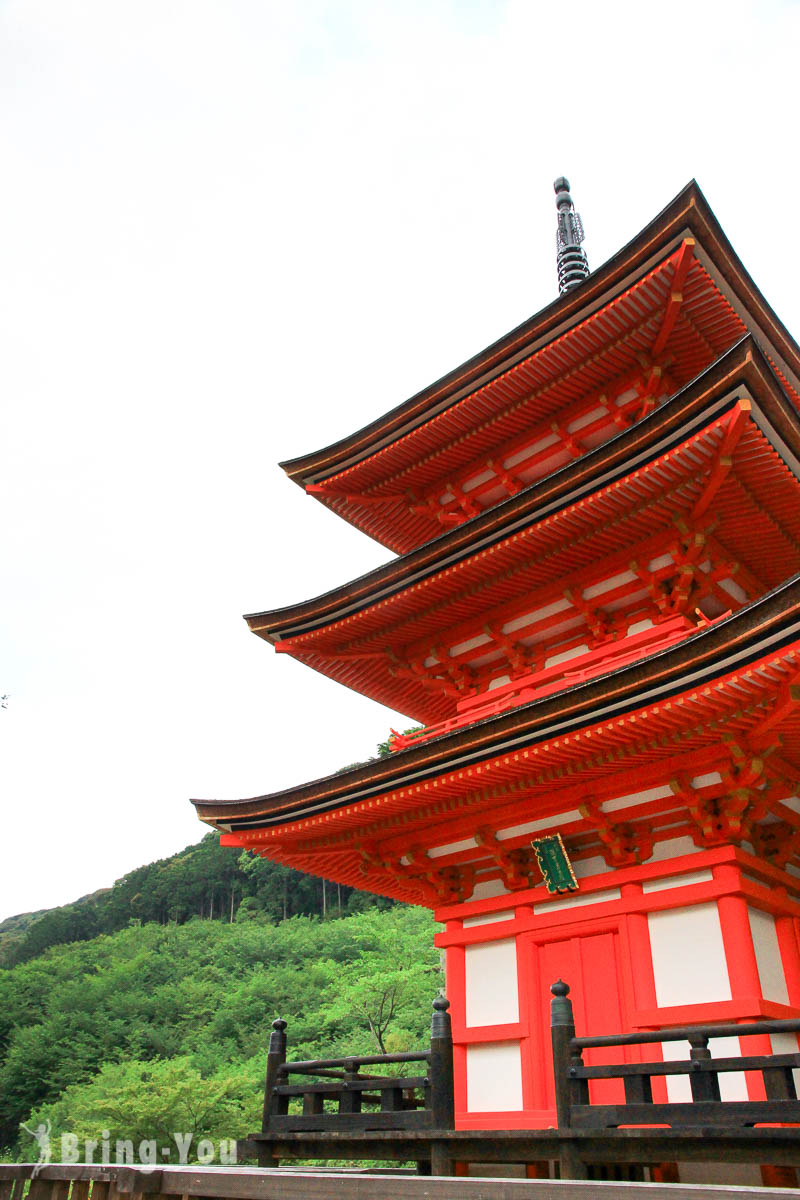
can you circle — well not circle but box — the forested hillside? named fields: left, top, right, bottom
left=1, top=833, right=394, bottom=968
left=0, top=905, right=440, bottom=1159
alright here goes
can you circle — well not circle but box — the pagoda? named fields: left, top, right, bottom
left=193, top=180, right=800, bottom=1132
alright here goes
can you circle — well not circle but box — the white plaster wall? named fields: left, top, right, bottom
left=642, top=869, right=713, bottom=893
left=602, top=784, right=673, bottom=813
left=427, top=837, right=478, bottom=859
left=469, top=877, right=511, bottom=901
left=649, top=835, right=698, bottom=862
left=496, top=810, right=582, bottom=840
left=465, top=938, right=519, bottom=1025
left=748, top=907, right=789, bottom=1004
left=533, top=887, right=620, bottom=914
left=463, top=909, right=514, bottom=928
left=466, top=1041, right=523, bottom=1111
left=571, top=854, right=614, bottom=879
left=648, top=903, right=732, bottom=1006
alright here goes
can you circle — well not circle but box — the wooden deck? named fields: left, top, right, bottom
left=3, top=1164, right=800, bottom=1200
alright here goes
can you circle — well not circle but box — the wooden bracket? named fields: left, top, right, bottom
left=475, top=827, right=538, bottom=891
left=579, top=801, right=653, bottom=867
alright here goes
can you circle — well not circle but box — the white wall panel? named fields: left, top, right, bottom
left=466, top=1041, right=523, bottom=1112
left=748, top=907, right=789, bottom=1004
left=649, top=836, right=698, bottom=862
left=465, top=938, right=519, bottom=1026
left=533, top=888, right=620, bottom=914
left=463, top=909, right=514, bottom=928
left=469, top=877, right=510, bottom=901
left=642, top=869, right=713, bottom=893
left=648, top=903, right=731, bottom=1006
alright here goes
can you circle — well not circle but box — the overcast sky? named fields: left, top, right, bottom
left=2, top=0, right=799, bottom=922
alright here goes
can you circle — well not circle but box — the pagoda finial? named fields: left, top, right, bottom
left=554, top=176, right=590, bottom=295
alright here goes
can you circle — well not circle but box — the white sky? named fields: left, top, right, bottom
left=2, top=0, right=800, bottom=921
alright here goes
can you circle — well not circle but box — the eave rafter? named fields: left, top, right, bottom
left=650, top=238, right=696, bottom=358
left=335, top=484, right=697, bottom=660
left=689, top=397, right=751, bottom=522
left=728, top=472, right=800, bottom=565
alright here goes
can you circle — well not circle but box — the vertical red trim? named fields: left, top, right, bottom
left=622, top=885, right=668, bottom=1103
left=622, top=884, right=658, bottom=1010
left=717, top=886, right=769, bottom=1101
left=515, top=911, right=535, bottom=1113
left=717, top=887, right=761, bottom=1000
left=446, top=943, right=468, bottom=1119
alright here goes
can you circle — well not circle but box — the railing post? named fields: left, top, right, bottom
left=259, top=1017, right=287, bottom=1166
left=262, top=1017, right=288, bottom=1131
left=551, top=979, right=576, bottom=1128
left=430, top=995, right=455, bottom=1130
left=338, top=1058, right=363, bottom=1115
left=550, top=979, right=587, bottom=1180
left=688, top=1032, right=721, bottom=1102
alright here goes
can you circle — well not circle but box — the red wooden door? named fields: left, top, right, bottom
left=524, top=928, right=628, bottom=1113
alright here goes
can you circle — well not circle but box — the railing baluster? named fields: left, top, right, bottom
left=688, top=1033, right=721, bottom=1102
left=338, top=1059, right=363, bottom=1116
left=624, top=1072, right=653, bottom=1104
left=381, top=1085, right=405, bottom=1111
left=302, top=1089, right=324, bottom=1115
left=763, top=1064, right=797, bottom=1100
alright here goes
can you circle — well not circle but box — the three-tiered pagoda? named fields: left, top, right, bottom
left=193, top=180, right=800, bottom=1130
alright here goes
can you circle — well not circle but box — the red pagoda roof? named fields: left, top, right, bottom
left=245, top=339, right=800, bottom=727
left=194, top=575, right=800, bottom=905
left=281, top=182, right=800, bottom=553
left=192, top=182, right=800, bottom=911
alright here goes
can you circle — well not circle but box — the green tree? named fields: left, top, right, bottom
left=29, top=1056, right=257, bottom=1157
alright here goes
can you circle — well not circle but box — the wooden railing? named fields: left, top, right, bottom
left=260, top=995, right=454, bottom=1135
left=550, top=978, right=800, bottom=1131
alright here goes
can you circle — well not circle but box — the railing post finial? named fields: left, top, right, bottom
left=430, top=994, right=455, bottom=1131
left=432, top=995, right=451, bottom=1038
left=269, top=1018, right=287, bottom=1053
left=550, top=979, right=573, bottom=1027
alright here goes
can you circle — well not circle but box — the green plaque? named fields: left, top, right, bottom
left=531, top=833, right=578, bottom=894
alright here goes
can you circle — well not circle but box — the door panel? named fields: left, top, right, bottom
left=527, top=929, right=628, bottom=1112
